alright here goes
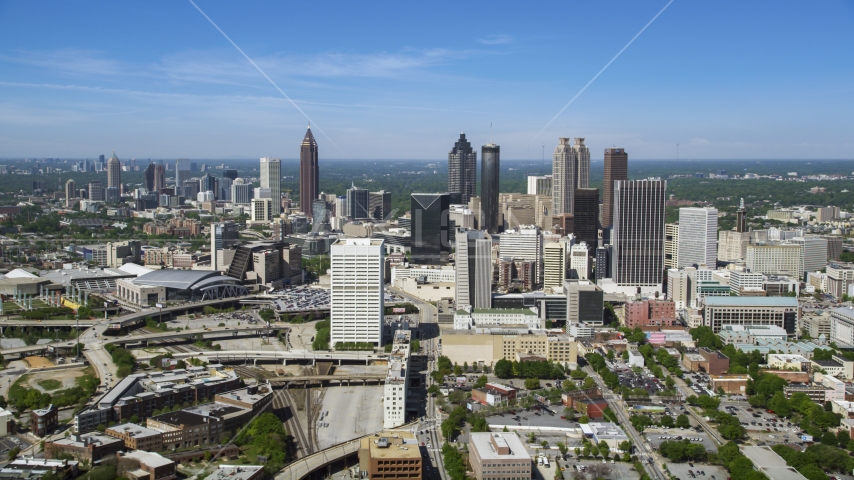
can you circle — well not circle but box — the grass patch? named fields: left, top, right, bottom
left=9, top=374, right=31, bottom=397
left=37, top=379, right=62, bottom=391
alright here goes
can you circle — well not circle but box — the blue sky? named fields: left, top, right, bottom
left=0, top=1, right=852, bottom=160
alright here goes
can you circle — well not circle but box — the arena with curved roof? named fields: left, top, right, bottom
left=116, top=270, right=249, bottom=306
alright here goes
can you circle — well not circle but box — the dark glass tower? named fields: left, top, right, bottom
left=300, top=126, right=319, bottom=218
left=347, top=183, right=370, bottom=219
left=573, top=188, right=600, bottom=252
left=144, top=163, right=156, bottom=191
left=612, top=178, right=666, bottom=286
left=448, top=133, right=477, bottom=204
left=223, top=169, right=239, bottom=180
left=603, top=148, right=628, bottom=228
left=411, top=193, right=450, bottom=265
left=481, top=143, right=500, bottom=234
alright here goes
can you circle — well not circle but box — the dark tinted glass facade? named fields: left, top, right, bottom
left=573, top=188, right=599, bottom=251
left=603, top=148, right=628, bottom=228
left=448, top=133, right=477, bottom=204
left=411, top=193, right=450, bottom=264
left=481, top=144, right=500, bottom=234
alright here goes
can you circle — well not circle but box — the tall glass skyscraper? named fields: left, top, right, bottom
left=612, top=178, right=666, bottom=287
left=480, top=143, right=500, bottom=234
left=448, top=133, right=476, bottom=205
left=300, top=126, right=319, bottom=218
left=552, top=137, right=575, bottom=216
left=107, top=151, right=121, bottom=191
left=411, top=193, right=450, bottom=265
left=347, top=183, right=370, bottom=219
left=260, top=157, right=282, bottom=216
left=603, top=148, right=628, bottom=228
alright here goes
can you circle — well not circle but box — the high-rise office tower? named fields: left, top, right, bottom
left=107, top=151, right=121, bottom=190
left=312, top=199, right=329, bottom=226
left=153, top=164, right=166, bottom=192
left=369, top=190, right=392, bottom=221
left=570, top=242, right=590, bottom=280
left=455, top=229, right=492, bottom=309
left=144, top=163, right=156, bottom=191
left=218, top=177, right=233, bottom=202
left=499, top=226, right=543, bottom=285
left=411, top=193, right=450, bottom=265
left=106, top=186, right=120, bottom=203
left=603, top=148, right=628, bottom=228
left=200, top=173, right=216, bottom=194
left=552, top=138, right=575, bottom=216
left=677, top=207, right=718, bottom=269
left=183, top=180, right=201, bottom=201
left=543, top=242, right=568, bottom=289
left=176, top=159, right=192, bottom=195
left=260, top=157, right=282, bottom=216
left=347, top=183, right=370, bottom=219
left=736, top=198, right=747, bottom=233
left=448, top=133, right=477, bottom=205
left=527, top=175, right=553, bottom=196
left=251, top=198, right=273, bottom=222
left=330, top=238, right=385, bottom=347
left=595, top=246, right=610, bottom=283
left=573, top=138, right=590, bottom=190
left=65, top=179, right=76, bottom=207
left=481, top=143, right=500, bottom=234
left=299, top=127, right=319, bottom=218
left=612, top=178, right=666, bottom=287
left=88, top=180, right=105, bottom=202
left=573, top=188, right=599, bottom=251
left=664, top=223, right=680, bottom=269
left=223, top=169, right=238, bottom=180
left=231, top=180, right=253, bottom=204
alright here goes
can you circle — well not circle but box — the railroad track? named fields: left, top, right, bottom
left=273, top=389, right=312, bottom=459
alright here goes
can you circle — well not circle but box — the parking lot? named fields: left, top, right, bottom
left=268, top=285, right=330, bottom=312
left=644, top=427, right=719, bottom=453
left=544, top=458, right=639, bottom=480
left=683, top=371, right=713, bottom=396
left=666, top=462, right=728, bottom=480
left=721, top=403, right=803, bottom=446
left=617, top=368, right=664, bottom=396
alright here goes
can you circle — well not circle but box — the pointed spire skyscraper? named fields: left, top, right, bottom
left=300, top=125, right=319, bottom=218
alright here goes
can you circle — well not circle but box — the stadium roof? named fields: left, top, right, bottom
left=132, top=269, right=224, bottom=290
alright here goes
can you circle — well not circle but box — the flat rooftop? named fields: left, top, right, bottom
left=361, top=432, right=421, bottom=460
left=204, top=466, right=264, bottom=480
left=149, top=410, right=210, bottom=427
left=50, top=433, right=122, bottom=448
left=704, top=296, right=798, bottom=307
left=469, top=432, right=530, bottom=460
left=106, top=423, right=162, bottom=439
left=741, top=446, right=807, bottom=480
left=121, top=451, right=174, bottom=469
left=215, top=385, right=272, bottom=406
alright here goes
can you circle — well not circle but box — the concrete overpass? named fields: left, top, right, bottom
left=0, top=341, right=79, bottom=357
left=103, top=325, right=279, bottom=347
left=134, top=349, right=388, bottom=366
left=275, top=422, right=417, bottom=480
left=268, top=373, right=386, bottom=387
left=0, top=319, right=98, bottom=328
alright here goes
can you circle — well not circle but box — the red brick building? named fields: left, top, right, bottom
left=624, top=299, right=677, bottom=328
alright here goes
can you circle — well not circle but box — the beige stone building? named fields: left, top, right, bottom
left=441, top=328, right=577, bottom=367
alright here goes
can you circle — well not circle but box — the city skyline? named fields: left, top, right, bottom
left=1, top=2, right=852, bottom=160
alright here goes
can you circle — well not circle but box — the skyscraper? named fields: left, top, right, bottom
left=65, top=179, right=76, bottom=207
left=552, top=138, right=575, bottom=216
left=573, top=138, right=590, bottom=190
left=231, top=180, right=252, bottom=204
left=455, top=229, right=492, bottom=309
left=210, top=222, right=239, bottom=271
left=260, top=157, right=282, bottom=216
left=736, top=198, right=748, bottom=233
left=144, top=163, right=156, bottom=191
left=448, top=133, right=477, bottom=204
left=603, top=148, right=628, bottom=228
left=677, top=207, right=718, bottom=269
left=573, top=188, right=599, bottom=251
left=543, top=242, right=568, bottom=289
left=612, top=178, right=666, bottom=287
left=330, top=238, right=385, bottom=347
left=299, top=127, right=319, bottom=218
left=176, top=159, right=192, bottom=196
left=411, top=193, right=450, bottom=265
left=88, top=180, right=105, bottom=202
left=200, top=173, right=216, bottom=194
left=369, top=190, right=392, bottom=220
left=347, top=183, right=370, bottom=219
left=481, top=143, right=500, bottom=234
left=107, top=151, right=121, bottom=190
left=223, top=169, right=238, bottom=180
left=153, top=164, right=166, bottom=192
left=527, top=175, right=552, bottom=196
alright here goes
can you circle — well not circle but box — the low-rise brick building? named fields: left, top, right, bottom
left=45, top=433, right=124, bottom=463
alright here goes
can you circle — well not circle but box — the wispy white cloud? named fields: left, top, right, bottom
left=478, top=34, right=513, bottom=45
left=0, top=48, right=126, bottom=76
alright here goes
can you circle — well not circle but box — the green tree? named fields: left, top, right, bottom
left=494, top=359, right=513, bottom=378
left=675, top=414, right=690, bottom=429
left=525, top=377, right=541, bottom=390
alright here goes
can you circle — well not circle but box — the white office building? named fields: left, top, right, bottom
left=729, top=270, right=766, bottom=295
left=455, top=229, right=492, bottom=309
left=792, top=236, right=828, bottom=277
left=383, top=330, right=411, bottom=428
left=677, top=207, right=718, bottom=268
left=259, top=157, right=281, bottom=216
left=498, top=226, right=543, bottom=285
left=667, top=269, right=690, bottom=309
left=330, top=238, right=385, bottom=347
left=527, top=175, right=553, bottom=196
left=569, top=242, right=590, bottom=280
left=746, top=244, right=804, bottom=280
